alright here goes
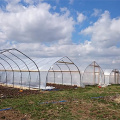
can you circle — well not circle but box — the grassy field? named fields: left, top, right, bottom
left=0, top=85, right=120, bottom=120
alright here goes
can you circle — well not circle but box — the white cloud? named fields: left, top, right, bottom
left=77, top=12, right=86, bottom=23
left=80, top=11, right=120, bottom=48
left=56, top=0, right=59, bottom=4
left=8, top=41, right=120, bottom=70
left=92, top=9, right=102, bottom=17
left=53, top=6, right=56, bottom=10
left=69, top=0, right=74, bottom=5
left=60, top=7, right=70, bottom=17
left=0, top=2, right=74, bottom=44
left=1, top=1, right=120, bottom=70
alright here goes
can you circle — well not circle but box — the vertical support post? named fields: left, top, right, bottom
left=117, top=71, right=118, bottom=84
left=118, top=72, right=120, bottom=84
left=93, top=61, right=95, bottom=85
left=114, top=69, right=116, bottom=84
left=56, top=64, right=63, bottom=85
left=8, top=51, right=31, bottom=90
left=98, top=67, right=100, bottom=84
left=63, top=56, right=81, bottom=87
left=62, top=60, right=72, bottom=86
left=52, top=68, right=55, bottom=84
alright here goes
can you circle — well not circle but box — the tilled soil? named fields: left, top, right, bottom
left=0, top=84, right=77, bottom=98
left=0, top=85, right=40, bottom=98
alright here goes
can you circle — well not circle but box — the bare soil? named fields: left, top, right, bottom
left=0, top=85, right=40, bottom=120
left=0, top=109, right=30, bottom=120
left=0, top=85, right=40, bottom=98
left=0, top=83, right=77, bottom=98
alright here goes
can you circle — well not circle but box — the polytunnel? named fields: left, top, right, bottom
left=0, top=48, right=40, bottom=89
left=104, top=69, right=112, bottom=85
left=109, top=69, right=120, bottom=84
left=46, top=57, right=82, bottom=87
left=0, top=48, right=83, bottom=90
left=82, top=61, right=105, bottom=85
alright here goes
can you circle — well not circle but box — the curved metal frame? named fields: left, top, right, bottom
left=61, top=60, right=72, bottom=85
left=46, top=67, right=55, bottom=84
left=0, top=56, right=15, bottom=87
left=12, top=48, right=41, bottom=90
left=0, top=63, right=7, bottom=85
left=8, top=51, right=31, bottom=89
left=56, top=64, right=63, bottom=84
left=1, top=53, right=23, bottom=86
left=46, top=56, right=82, bottom=88
left=0, top=48, right=41, bottom=90
left=0, top=49, right=82, bottom=89
left=60, top=56, right=81, bottom=86
left=45, top=63, right=63, bottom=89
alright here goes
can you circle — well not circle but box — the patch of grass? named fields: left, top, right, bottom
left=0, top=85, right=120, bottom=119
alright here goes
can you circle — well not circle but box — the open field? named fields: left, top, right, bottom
left=0, top=84, right=120, bottom=120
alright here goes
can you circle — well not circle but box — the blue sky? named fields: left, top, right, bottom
left=0, top=0, right=120, bottom=70
left=37, top=0, right=120, bottom=44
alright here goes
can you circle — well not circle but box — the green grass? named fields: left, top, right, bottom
left=0, top=85, right=120, bottom=119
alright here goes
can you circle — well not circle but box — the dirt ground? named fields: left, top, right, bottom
left=0, top=85, right=40, bottom=98
left=0, top=85, right=40, bottom=120
left=0, top=84, right=77, bottom=98
left=0, top=109, right=30, bottom=120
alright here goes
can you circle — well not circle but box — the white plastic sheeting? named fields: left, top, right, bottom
left=104, top=69, right=112, bottom=85
left=0, top=49, right=83, bottom=89
left=109, top=69, right=120, bottom=84
left=82, top=61, right=105, bottom=85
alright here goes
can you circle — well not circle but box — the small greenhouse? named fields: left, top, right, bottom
left=109, top=69, right=120, bottom=84
left=0, top=48, right=83, bottom=90
left=82, top=61, right=105, bottom=85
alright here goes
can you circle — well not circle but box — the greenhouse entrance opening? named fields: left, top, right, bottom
left=82, top=61, right=105, bottom=85
left=46, top=56, right=82, bottom=88
left=109, top=69, right=120, bottom=84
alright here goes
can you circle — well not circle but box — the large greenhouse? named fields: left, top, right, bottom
left=0, top=48, right=83, bottom=90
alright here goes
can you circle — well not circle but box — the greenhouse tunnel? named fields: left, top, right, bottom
left=0, top=48, right=40, bottom=89
left=0, top=48, right=83, bottom=90
left=46, top=56, right=82, bottom=87
left=109, top=69, right=120, bottom=84
left=82, top=61, right=105, bottom=85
